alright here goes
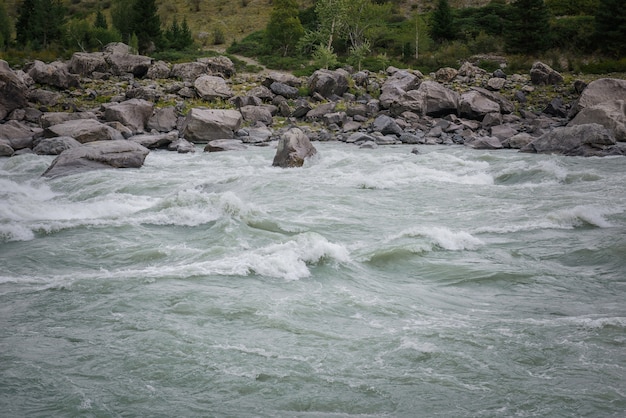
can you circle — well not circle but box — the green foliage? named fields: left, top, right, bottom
left=228, top=30, right=270, bottom=57
left=111, top=0, right=133, bottom=41
left=0, top=1, right=11, bottom=49
left=64, top=17, right=122, bottom=51
left=266, top=0, right=304, bottom=56
left=312, top=43, right=339, bottom=69
left=16, top=0, right=66, bottom=49
left=348, top=40, right=371, bottom=71
left=213, top=28, right=225, bottom=45
left=594, top=0, right=626, bottom=57
left=132, top=0, right=162, bottom=53
left=580, top=57, right=626, bottom=74
left=95, top=9, right=108, bottom=30
left=164, top=17, right=194, bottom=50
left=505, top=0, right=550, bottom=54
left=550, top=15, right=595, bottom=53
left=430, top=0, right=455, bottom=43
left=546, top=0, right=599, bottom=16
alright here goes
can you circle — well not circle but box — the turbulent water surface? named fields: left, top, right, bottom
left=1, top=143, right=625, bottom=417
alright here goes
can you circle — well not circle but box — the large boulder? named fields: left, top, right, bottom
left=263, top=71, right=302, bottom=88
left=104, top=99, right=154, bottom=133
left=147, top=106, right=178, bottom=132
left=530, top=61, right=563, bottom=85
left=44, top=119, right=124, bottom=143
left=458, top=90, right=500, bottom=120
left=269, top=82, right=299, bottom=99
left=569, top=78, right=626, bottom=117
left=0, top=139, right=14, bottom=156
left=69, top=52, right=108, bottom=76
left=105, top=53, right=152, bottom=77
left=308, top=69, right=349, bottom=99
left=272, top=127, right=317, bottom=168
left=42, top=140, right=150, bottom=178
left=40, top=112, right=98, bottom=129
left=204, top=139, right=247, bottom=152
left=372, top=114, right=403, bottom=136
left=197, top=56, right=235, bottom=78
left=0, top=61, right=28, bottom=119
left=0, top=120, right=35, bottom=146
left=471, top=87, right=515, bottom=114
left=129, top=131, right=178, bottom=149
left=171, top=62, right=208, bottom=81
left=183, top=108, right=242, bottom=143
left=26, top=60, right=80, bottom=89
left=194, top=75, right=233, bottom=101
left=146, top=60, right=172, bottom=79
left=33, top=136, right=82, bottom=155
left=240, top=105, right=273, bottom=126
left=568, top=100, right=626, bottom=142
left=412, top=81, right=459, bottom=117
left=379, top=70, right=421, bottom=109
left=521, top=123, right=620, bottom=156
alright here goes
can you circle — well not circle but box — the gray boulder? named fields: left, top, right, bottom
left=570, top=78, right=626, bottom=117
left=146, top=60, right=172, bottom=79
left=272, top=127, right=317, bottom=168
left=104, top=99, right=154, bottom=133
left=105, top=53, right=152, bottom=77
left=308, top=69, right=349, bottom=99
left=204, top=139, right=248, bottom=152
left=33, top=136, right=82, bottom=155
left=194, top=75, right=233, bottom=100
left=240, top=105, right=273, bottom=126
left=44, top=119, right=124, bottom=143
left=530, top=61, right=563, bottom=85
left=435, top=67, right=458, bottom=82
left=69, top=52, right=108, bottom=76
left=183, top=108, right=242, bottom=142
left=459, top=90, right=500, bottom=120
left=168, top=138, right=196, bottom=153
left=27, top=89, right=63, bottom=106
left=269, top=82, right=299, bottom=99
left=0, top=139, right=13, bottom=156
left=147, top=106, right=178, bottom=132
left=0, top=60, right=28, bottom=119
left=198, top=56, right=236, bottom=78
left=471, top=87, right=515, bottom=114
left=26, top=60, right=80, bottom=89
left=521, top=123, right=619, bottom=156
left=503, top=133, right=535, bottom=149
left=40, top=112, right=98, bottom=129
left=42, top=140, right=150, bottom=178
left=129, top=131, right=179, bottom=149
left=372, top=114, right=403, bottom=136
left=414, top=81, right=459, bottom=117
left=0, top=120, right=35, bottom=148
left=171, top=62, right=208, bottom=81
left=263, top=71, right=302, bottom=87
left=568, top=100, right=626, bottom=142
left=241, top=126, right=273, bottom=144
left=466, top=136, right=503, bottom=149
left=306, top=102, right=336, bottom=120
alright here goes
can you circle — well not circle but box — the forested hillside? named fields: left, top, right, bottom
left=0, top=0, right=624, bottom=75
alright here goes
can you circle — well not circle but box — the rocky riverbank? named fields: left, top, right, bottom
left=1, top=42, right=625, bottom=177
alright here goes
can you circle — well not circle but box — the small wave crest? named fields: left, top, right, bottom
left=549, top=205, right=617, bottom=228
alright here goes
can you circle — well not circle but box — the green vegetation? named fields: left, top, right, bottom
left=0, top=0, right=623, bottom=76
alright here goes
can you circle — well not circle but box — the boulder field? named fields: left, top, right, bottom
left=1, top=43, right=625, bottom=177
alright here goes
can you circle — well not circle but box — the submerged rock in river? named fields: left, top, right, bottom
left=42, top=140, right=150, bottom=178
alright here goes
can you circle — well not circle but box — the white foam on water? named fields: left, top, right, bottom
left=549, top=205, right=618, bottom=228
left=391, top=226, right=485, bottom=251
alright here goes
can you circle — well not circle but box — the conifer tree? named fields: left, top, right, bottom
left=16, top=0, right=65, bottom=49
left=266, top=0, right=304, bottom=56
left=132, top=0, right=162, bottom=53
left=430, top=0, right=455, bottom=43
left=505, top=0, right=550, bottom=54
left=594, top=0, right=626, bottom=57
left=95, top=9, right=108, bottom=30
left=0, top=1, right=11, bottom=49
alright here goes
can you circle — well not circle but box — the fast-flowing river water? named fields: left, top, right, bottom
left=1, top=143, right=625, bottom=417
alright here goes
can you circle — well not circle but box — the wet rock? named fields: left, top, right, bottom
left=104, top=99, right=154, bottom=133
left=129, top=131, right=178, bottom=149
left=44, top=119, right=124, bottom=143
left=521, top=123, right=618, bottom=156
left=568, top=100, right=626, bottom=142
left=42, top=140, right=150, bottom=178
left=272, top=127, right=317, bottom=168
left=183, top=108, right=242, bottom=142
left=33, top=136, right=82, bottom=155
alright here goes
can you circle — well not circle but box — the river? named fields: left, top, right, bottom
left=1, top=143, right=625, bottom=417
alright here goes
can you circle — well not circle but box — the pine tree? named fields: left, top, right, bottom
left=505, top=0, right=550, bottom=54
left=95, top=9, right=108, bottom=30
left=594, top=0, right=626, bottom=57
left=111, top=0, right=134, bottom=41
left=266, top=0, right=304, bottom=56
left=430, top=0, right=455, bottom=43
left=16, top=0, right=65, bottom=49
left=132, top=0, right=162, bottom=53
left=0, top=1, right=11, bottom=49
